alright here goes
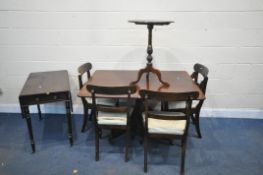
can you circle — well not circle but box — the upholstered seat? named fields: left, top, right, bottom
left=78, top=62, right=124, bottom=133
left=139, top=90, right=199, bottom=174
left=143, top=112, right=186, bottom=135
left=84, top=97, right=92, bottom=104
left=85, top=98, right=117, bottom=106
left=87, top=84, right=137, bottom=162
left=97, top=112, right=127, bottom=125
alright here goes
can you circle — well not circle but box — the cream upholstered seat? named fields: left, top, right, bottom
left=97, top=112, right=127, bottom=126
left=85, top=98, right=117, bottom=105
left=85, top=97, right=92, bottom=104
left=87, top=84, right=137, bottom=162
left=143, top=112, right=186, bottom=135
left=139, top=90, right=199, bottom=174
left=168, top=100, right=199, bottom=109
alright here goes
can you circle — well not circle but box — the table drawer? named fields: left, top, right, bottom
left=20, top=92, right=70, bottom=105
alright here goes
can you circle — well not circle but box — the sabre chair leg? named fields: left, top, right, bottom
left=95, top=126, right=100, bottom=161
left=194, top=113, right=202, bottom=138
left=81, top=100, right=89, bottom=132
left=190, top=114, right=195, bottom=124
left=125, top=127, right=131, bottom=162
left=81, top=108, right=89, bottom=132
left=144, top=134, right=148, bottom=173
left=180, top=136, right=187, bottom=175
left=195, top=113, right=202, bottom=138
left=89, top=108, right=94, bottom=121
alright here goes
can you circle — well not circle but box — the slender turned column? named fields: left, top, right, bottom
left=147, top=24, right=153, bottom=65
left=128, top=20, right=173, bottom=86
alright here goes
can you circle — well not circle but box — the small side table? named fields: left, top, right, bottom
left=129, top=20, right=174, bottom=87
left=19, top=70, right=73, bottom=153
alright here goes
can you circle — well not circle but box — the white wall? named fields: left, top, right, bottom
left=0, top=0, right=263, bottom=117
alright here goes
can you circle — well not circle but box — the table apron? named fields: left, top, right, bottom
left=19, top=92, right=71, bottom=106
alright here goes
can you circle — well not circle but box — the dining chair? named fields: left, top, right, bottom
left=190, top=63, right=209, bottom=138
left=139, top=90, right=199, bottom=174
left=165, top=63, right=209, bottom=138
left=78, top=62, right=93, bottom=132
left=78, top=63, right=119, bottom=132
left=87, top=84, right=137, bottom=162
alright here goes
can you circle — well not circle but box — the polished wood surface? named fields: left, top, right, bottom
left=87, top=84, right=136, bottom=161
left=165, top=63, right=209, bottom=138
left=20, top=70, right=70, bottom=96
left=128, top=20, right=174, bottom=25
left=19, top=70, right=73, bottom=153
left=78, top=70, right=205, bottom=100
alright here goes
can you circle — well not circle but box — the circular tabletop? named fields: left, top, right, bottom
left=128, top=20, right=174, bottom=25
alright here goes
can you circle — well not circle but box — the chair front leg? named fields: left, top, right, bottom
left=180, top=135, right=187, bottom=175
left=190, top=113, right=195, bottom=124
left=125, top=126, right=131, bottom=162
left=81, top=98, right=89, bottom=132
left=95, top=126, right=100, bottom=161
left=194, top=100, right=204, bottom=138
left=194, top=113, right=202, bottom=138
left=144, top=133, right=148, bottom=172
left=89, top=108, right=95, bottom=121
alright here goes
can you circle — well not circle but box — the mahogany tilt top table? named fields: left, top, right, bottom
left=128, top=20, right=174, bottom=87
left=19, top=70, right=73, bottom=153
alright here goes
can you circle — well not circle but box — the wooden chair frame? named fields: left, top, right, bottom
left=190, top=63, right=208, bottom=138
left=164, top=63, right=209, bottom=138
left=140, top=90, right=198, bottom=174
left=87, top=84, right=137, bottom=162
left=78, top=62, right=93, bottom=132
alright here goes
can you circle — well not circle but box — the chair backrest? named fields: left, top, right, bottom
left=191, top=63, right=209, bottom=94
left=87, top=84, right=137, bottom=113
left=78, top=62, right=92, bottom=89
left=139, top=90, right=199, bottom=121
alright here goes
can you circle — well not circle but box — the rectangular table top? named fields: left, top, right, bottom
left=19, top=70, right=70, bottom=97
left=78, top=70, right=205, bottom=100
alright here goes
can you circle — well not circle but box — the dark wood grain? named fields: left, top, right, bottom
left=128, top=20, right=174, bottom=86
left=141, top=90, right=195, bottom=174
left=19, top=70, right=73, bottom=152
left=77, top=62, right=93, bottom=133
left=129, top=20, right=174, bottom=25
left=167, top=63, right=209, bottom=138
left=78, top=70, right=205, bottom=100
left=87, top=84, right=136, bottom=162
